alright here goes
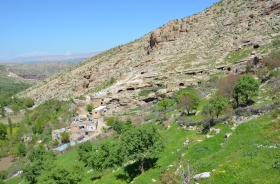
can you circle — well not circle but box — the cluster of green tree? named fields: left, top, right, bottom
left=0, top=170, right=7, bottom=184
left=172, top=75, right=260, bottom=120
left=200, top=75, right=258, bottom=120
left=23, top=99, right=72, bottom=134
left=176, top=88, right=200, bottom=115
left=0, top=89, right=34, bottom=117
left=0, top=118, right=30, bottom=159
left=0, top=97, right=34, bottom=116
left=0, top=65, right=34, bottom=115
left=0, top=122, right=7, bottom=140
left=256, top=39, right=280, bottom=82
left=154, top=98, right=176, bottom=111
left=78, top=123, right=164, bottom=177
left=22, top=148, right=84, bottom=184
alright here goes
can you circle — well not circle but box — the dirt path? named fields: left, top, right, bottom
left=0, top=156, right=12, bottom=171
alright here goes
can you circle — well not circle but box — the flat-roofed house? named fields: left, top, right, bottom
left=70, top=119, right=97, bottom=137
left=92, top=106, right=106, bottom=119
left=90, top=92, right=107, bottom=108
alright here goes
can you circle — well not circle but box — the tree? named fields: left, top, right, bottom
left=0, top=103, right=4, bottom=117
left=8, top=118, right=12, bottom=136
left=78, top=141, right=92, bottom=164
left=17, top=142, right=26, bottom=156
left=0, top=171, right=7, bottom=184
left=233, top=75, right=260, bottom=106
left=0, top=122, right=7, bottom=140
left=216, top=74, right=239, bottom=99
left=120, top=123, right=164, bottom=174
left=37, top=164, right=84, bottom=184
left=106, top=116, right=115, bottom=126
left=177, top=92, right=200, bottom=115
left=86, top=104, right=93, bottom=113
left=202, top=96, right=228, bottom=119
left=23, top=98, right=34, bottom=108
left=23, top=149, right=56, bottom=184
left=53, top=139, right=59, bottom=147
left=112, top=119, right=133, bottom=134
left=60, top=132, right=70, bottom=143
left=88, top=141, right=122, bottom=171
left=158, top=98, right=170, bottom=111
left=22, top=114, right=31, bottom=125
left=82, top=123, right=164, bottom=175
left=112, top=120, right=123, bottom=134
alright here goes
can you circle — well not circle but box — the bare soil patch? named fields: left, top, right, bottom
left=0, top=156, right=12, bottom=171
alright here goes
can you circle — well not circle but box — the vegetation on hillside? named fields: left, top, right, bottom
left=2, top=1, right=280, bottom=184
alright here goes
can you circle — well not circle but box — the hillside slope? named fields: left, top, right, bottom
left=19, top=0, right=280, bottom=104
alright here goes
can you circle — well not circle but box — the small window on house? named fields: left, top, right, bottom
left=95, top=112, right=97, bottom=114
left=102, top=99, right=104, bottom=101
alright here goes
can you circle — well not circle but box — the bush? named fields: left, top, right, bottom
left=53, top=139, right=59, bottom=147
left=269, top=70, right=280, bottom=78
left=60, top=132, right=70, bottom=143
left=272, top=160, right=280, bottom=169
left=264, top=50, right=280, bottom=70
left=105, top=117, right=115, bottom=126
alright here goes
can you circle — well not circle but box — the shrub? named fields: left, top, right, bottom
left=272, top=160, right=280, bottom=169
left=264, top=50, right=280, bottom=70
left=105, top=117, right=115, bottom=126
left=60, top=132, right=70, bottom=143
left=269, top=70, right=280, bottom=78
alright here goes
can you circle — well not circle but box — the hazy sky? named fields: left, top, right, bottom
left=0, top=0, right=219, bottom=60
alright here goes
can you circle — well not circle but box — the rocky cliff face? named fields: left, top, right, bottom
left=19, top=0, right=280, bottom=106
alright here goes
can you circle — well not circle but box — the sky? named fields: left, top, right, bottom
left=0, top=0, right=219, bottom=61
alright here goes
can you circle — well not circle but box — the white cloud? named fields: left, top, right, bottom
left=65, top=51, right=72, bottom=55
left=21, top=51, right=48, bottom=57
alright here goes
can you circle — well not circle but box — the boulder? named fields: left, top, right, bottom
left=225, top=133, right=232, bottom=138
left=155, top=89, right=167, bottom=98
left=250, top=37, right=263, bottom=48
left=193, top=172, right=211, bottom=180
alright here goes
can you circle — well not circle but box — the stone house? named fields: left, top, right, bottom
left=92, top=106, right=106, bottom=119
left=90, top=92, right=107, bottom=108
left=73, top=99, right=86, bottom=108
left=70, top=119, right=97, bottom=137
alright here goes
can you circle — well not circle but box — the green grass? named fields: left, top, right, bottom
left=225, top=46, right=253, bottom=64
left=57, top=149, right=79, bottom=166
left=57, top=113, right=280, bottom=184
left=197, top=115, right=280, bottom=184
left=5, top=176, right=27, bottom=184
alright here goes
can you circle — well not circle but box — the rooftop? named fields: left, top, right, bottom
left=94, top=106, right=106, bottom=111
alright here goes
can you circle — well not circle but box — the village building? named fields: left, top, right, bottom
left=92, top=106, right=106, bottom=119
left=52, top=92, right=109, bottom=142
left=70, top=119, right=97, bottom=137
left=73, top=99, right=86, bottom=108
left=90, top=92, right=107, bottom=108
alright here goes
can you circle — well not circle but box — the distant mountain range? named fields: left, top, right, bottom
left=0, top=52, right=101, bottom=64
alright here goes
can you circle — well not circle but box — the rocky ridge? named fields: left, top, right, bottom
left=19, top=0, right=280, bottom=108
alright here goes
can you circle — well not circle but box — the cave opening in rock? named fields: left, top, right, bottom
left=179, top=83, right=185, bottom=87
left=143, top=98, right=156, bottom=103
left=127, top=88, right=135, bottom=91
